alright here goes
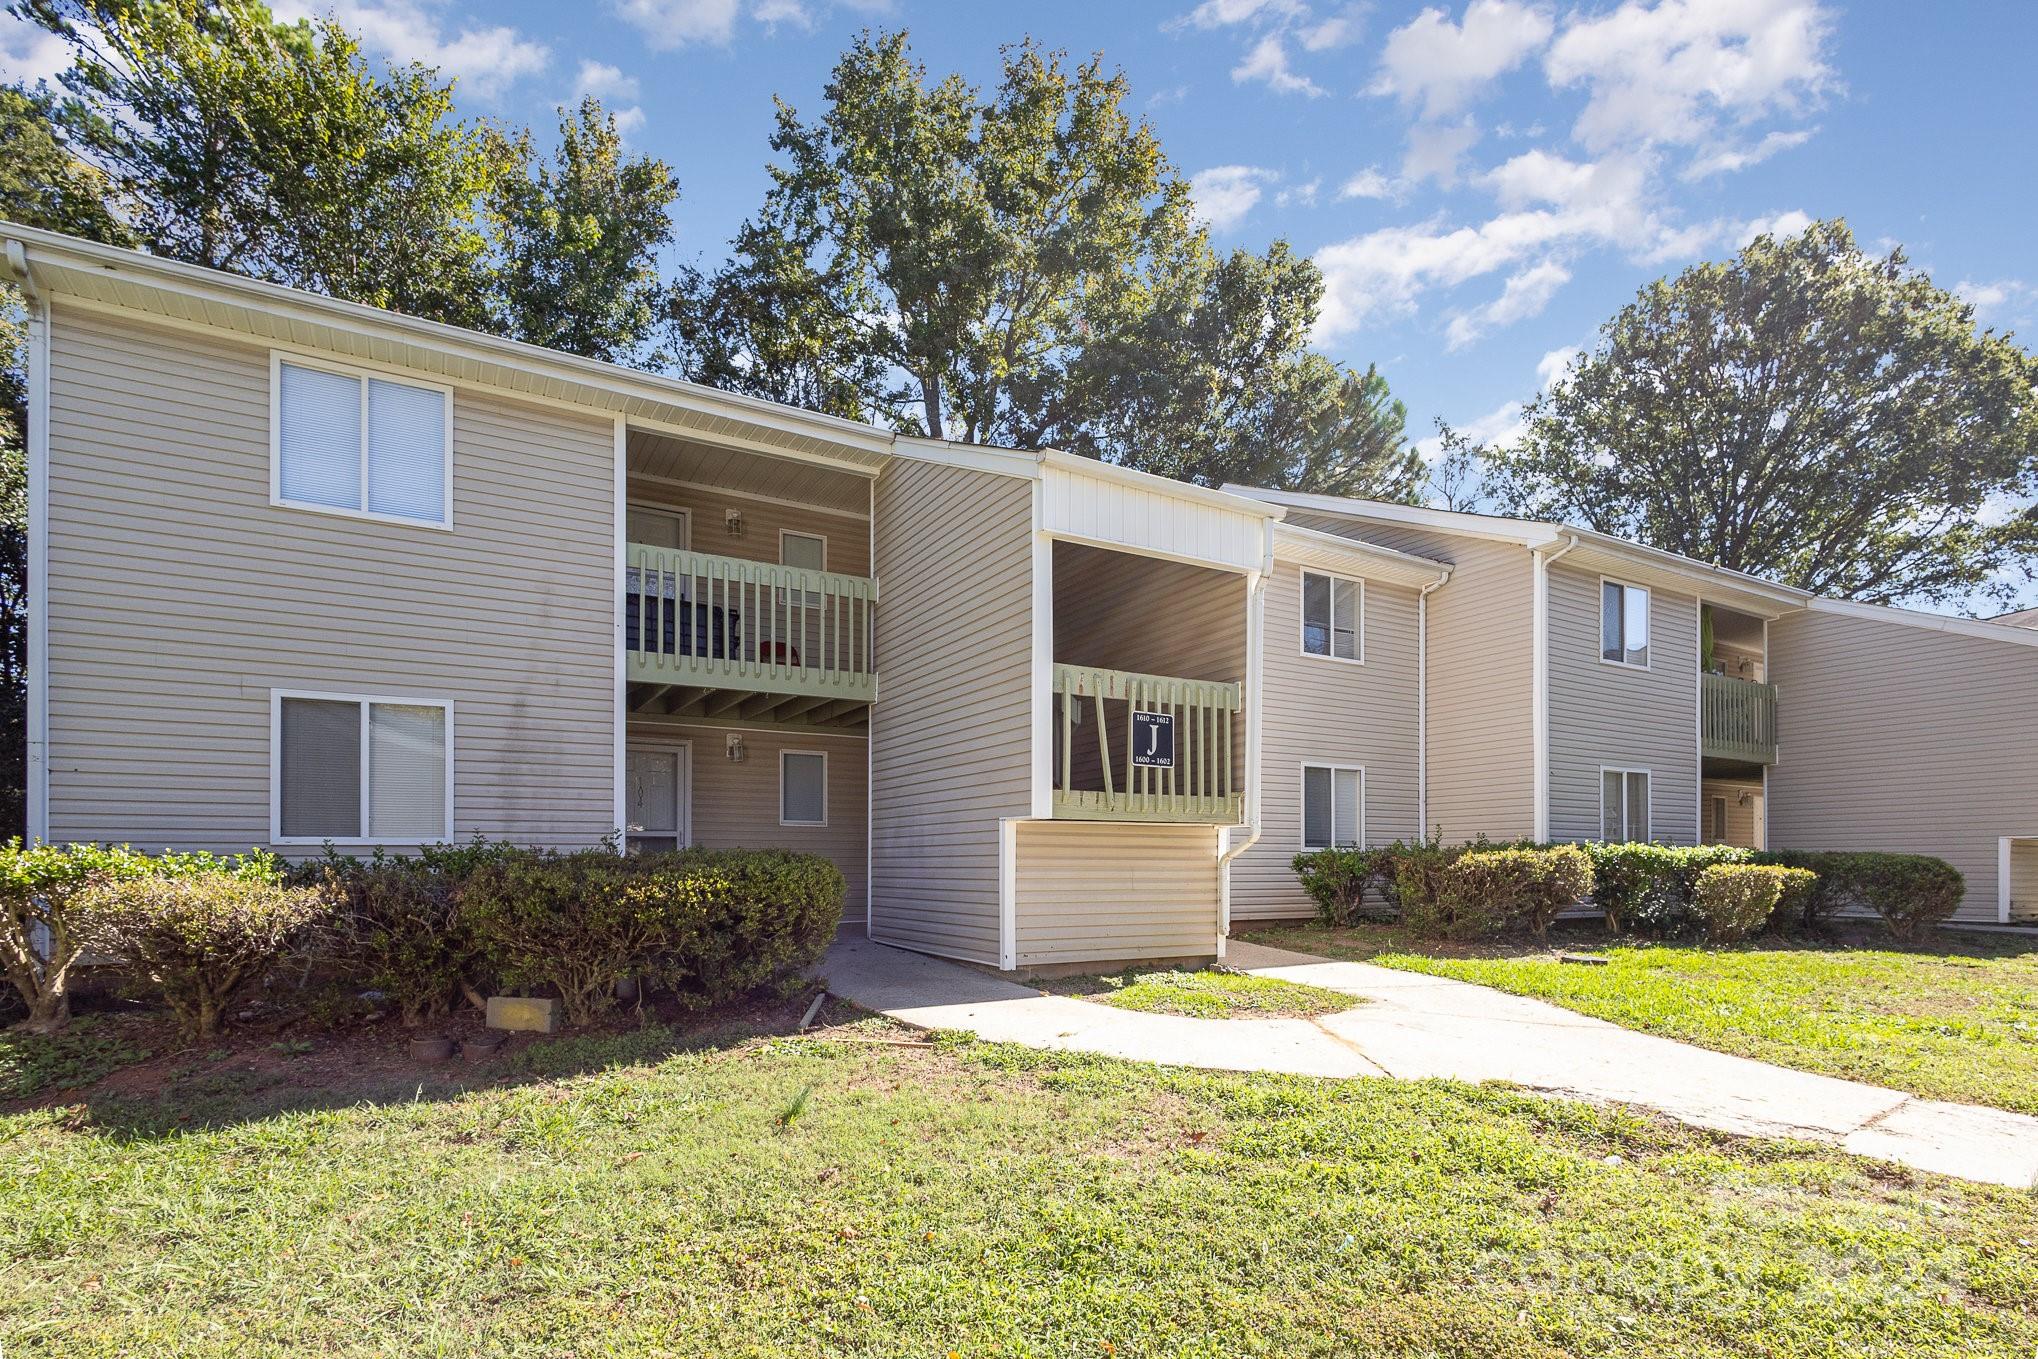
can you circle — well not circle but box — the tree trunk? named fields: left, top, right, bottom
left=922, top=371, right=944, bottom=440
left=13, top=989, right=70, bottom=1035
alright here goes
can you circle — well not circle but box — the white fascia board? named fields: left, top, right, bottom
left=1223, top=484, right=1557, bottom=545
left=889, top=435, right=1044, bottom=480
left=1272, top=520, right=1452, bottom=588
left=1045, top=450, right=1285, bottom=520
left=1808, top=595, right=2038, bottom=649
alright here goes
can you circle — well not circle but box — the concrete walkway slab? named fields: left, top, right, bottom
left=821, top=936, right=2038, bottom=1189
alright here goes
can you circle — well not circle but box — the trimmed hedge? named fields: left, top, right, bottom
left=1291, top=847, right=1396, bottom=926
left=78, top=864, right=327, bottom=1038
left=1754, top=850, right=1963, bottom=941
left=1691, top=864, right=1816, bottom=942
left=1583, top=843, right=1753, bottom=935
left=1439, top=846, right=1593, bottom=941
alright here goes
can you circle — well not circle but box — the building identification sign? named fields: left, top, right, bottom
left=1131, top=709, right=1175, bottom=768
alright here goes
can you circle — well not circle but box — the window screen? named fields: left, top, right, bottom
left=781, top=752, right=826, bottom=824
left=277, top=361, right=446, bottom=525
left=1601, top=769, right=1650, bottom=841
left=280, top=697, right=362, bottom=838
left=1600, top=581, right=1649, bottom=665
left=781, top=532, right=827, bottom=571
left=278, top=694, right=448, bottom=841
left=1302, top=764, right=1362, bottom=849
left=1302, top=572, right=1360, bottom=660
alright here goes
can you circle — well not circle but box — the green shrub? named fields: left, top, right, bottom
left=79, top=864, right=328, bottom=1038
left=462, top=847, right=845, bottom=1026
left=303, top=840, right=521, bottom=1025
left=1, top=843, right=277, bottom=1033
left=1585, top=843, right=1752, bottom=936
left=1755, top=851, right=1963, bottom=941
left=1384, top=840, right=1468, bottom=938
left=1291, top=848, right=1393, bottom=926
left=650, top=848, right=844, bottom=1007
left=1437, top=846, right=1593, bottom=941
left=1690, top=864, right=1816, bottom=942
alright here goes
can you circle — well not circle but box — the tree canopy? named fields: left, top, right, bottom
left=1479, top=219, right=2038, bottom=608
left=672, top=31, right=1416, bottom=499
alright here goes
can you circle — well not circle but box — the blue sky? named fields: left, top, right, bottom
left=4, top=0, right=2034, bottom=604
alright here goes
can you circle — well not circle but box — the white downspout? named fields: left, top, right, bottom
left=1417, top=568, right=1451, bottom=837
left=7, top=240, right=49, bottom=846
left=1217, top=521, right=1274, bottom=957
left=1530, top=533, right=1581, bottom=843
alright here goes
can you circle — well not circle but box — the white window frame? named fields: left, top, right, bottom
left=269, top=351, right=454, bottom=530
left=1598, top=576, right=1651, bottom=670
left=779, top=529, right=828, bottom=571
left=779, top=748, right=829, bottom=827
left=1299, top=762, right=1366, bottom=850
left=269, top=688, right=455, bottom=846
left=1299, top=569, right=1365, bottom=665
left=626, top=501, right=692, bottom=550
left=1598, top=765, right=1652, bottom=843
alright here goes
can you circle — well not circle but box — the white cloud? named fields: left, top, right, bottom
left=276, top=0, right=550, bottom=100
left=0, top=13, right=68, bottom=85
left=612, top=106, right=648, bottom=135
left=1191, top=165, right=1275, bottom=229
left=1400, top=118, right=1481, bottom=185
left=1176, top=0, right=1307, bottom=29
left=1415, top=398, right=1527, bottom=462
left=1300, top=4, right=1366, bottom=50
left=1536, top=344, right=1583, bottom=390
left=1370, top=0, right=1554, bottom=119
left=573, top=60, right=641, bottom=103
left=1545, top=0, right=1834, bottom=151
left=611, top=0, right=742, bottom=47
left=1232, top=33, right=1326, bottom=96
left=1682, top=127, right=1814, bottom=179
left=1338, top=167, right=1396, bottom=200
left=1737, top=209, right=1812, bottom=244
left=1276, top=177, right=1322, bottom=209
left=1955, top=280, right=2018, bottom=312
left=1444, top=258, right=1571, bottom=349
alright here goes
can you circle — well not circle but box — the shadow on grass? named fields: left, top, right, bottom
left=1244, top=918, right=2038, bottom=965
left=2, top=990, right=865, bottom=1142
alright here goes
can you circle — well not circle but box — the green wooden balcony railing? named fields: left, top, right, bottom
left=625, top=543, right=877, bottom=703
left=1701, top=672, right=1777, bottom=764
left=1053, top=663, right=1244, bottom=824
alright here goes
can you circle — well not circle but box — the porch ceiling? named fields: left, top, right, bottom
left=627, top=682, right=870, bottom=732
left=628, top=428, right=873, bottom=515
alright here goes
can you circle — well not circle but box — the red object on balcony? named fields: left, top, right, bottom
left=759, top=641, right=802, bottom=667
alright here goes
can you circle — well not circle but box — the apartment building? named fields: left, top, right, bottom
left=6, top=223, right=2031, bottom=980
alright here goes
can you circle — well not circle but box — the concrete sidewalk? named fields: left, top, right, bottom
left=820, top=936, right=2038, bottom=1189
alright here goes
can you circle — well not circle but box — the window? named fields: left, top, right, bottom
left=627, top=504, right=689, bottom=550
left=274, top=357, right=450, bottom=526
left=1301, top=571, right=1361, bottom=661
left=274, top=692, right=450, bottom=843
left=1600, top=768, right=1650, bottom=842
left=1600, top=579, right=1649, bottom=666
left=780, top=750, right=827, bottom=826
left=780, top=531, right=827, bottom=572
left=1301, top=764, right=1363, bottom=849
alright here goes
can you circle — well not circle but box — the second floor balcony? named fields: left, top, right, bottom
left=1701, top=672, right=1778, bottom=764
left=625, top=543, right=877, bottom=719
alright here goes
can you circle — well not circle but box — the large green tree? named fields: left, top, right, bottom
left=674, top=30, right=1413, bottom=497
left=487, top=99, right=680, bottom=363
left=1481, top=220, right=2038, bottom=607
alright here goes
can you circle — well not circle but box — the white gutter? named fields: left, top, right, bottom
left=1416, top=568, right=1452, bottom=836
left=1530, top=533, right=1581, bottom=842
left=1216, top=521, right=1275, bottom=955
left=6, top=240, right=48, bottom=845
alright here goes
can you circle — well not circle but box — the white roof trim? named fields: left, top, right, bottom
left=1808, top=596, right=2038, bottom=649
left=1272, top=520, right=1452, bottom=587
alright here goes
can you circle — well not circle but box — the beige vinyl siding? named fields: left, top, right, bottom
left=45, top=305, right=617, bottom=852
left=1274, top=517, right=1536, bottom=841
left=1232, top=559, right=1422, bottom=920
left=1547, top=564, right=1700, bottom=845
left=1052, top=541, right=1246, bottom=682
left=867, top=457, right=1035, bottom=964
left=1013, top=820, right=1220, bottom=966
left=1700, top=778, right=1764, bottom=848
left=625, top=479, right=870, bottom=577
left=1767, top=607, right=2038, bottom=922
left=627, top=723, right=868, bottom=914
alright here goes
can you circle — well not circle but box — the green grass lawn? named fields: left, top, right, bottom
left=4, top=1001, right=2037, bottom=1357
left=1043, top=966, right=1359, bottom=1019
left=1245, top=922, right=2038, bottom=1114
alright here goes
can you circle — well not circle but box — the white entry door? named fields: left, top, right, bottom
left=626, top=746, right=690, bottom=853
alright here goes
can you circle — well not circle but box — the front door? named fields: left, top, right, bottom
left=626, top=746, right=689, bottom=853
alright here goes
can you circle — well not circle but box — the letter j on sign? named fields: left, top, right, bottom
left=1132, top=709, right=1175, bottom=768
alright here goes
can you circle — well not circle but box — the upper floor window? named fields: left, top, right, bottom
left=1600, top=579, right=1649, bottom=667
left=274, top=357, right=450, bottom=527
left=1301, top=570, right=1362, bottom=662
left=780, top=530, right=827, bottom=572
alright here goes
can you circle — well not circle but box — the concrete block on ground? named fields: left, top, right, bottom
left=486, top=996, right=558, bottom=1033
